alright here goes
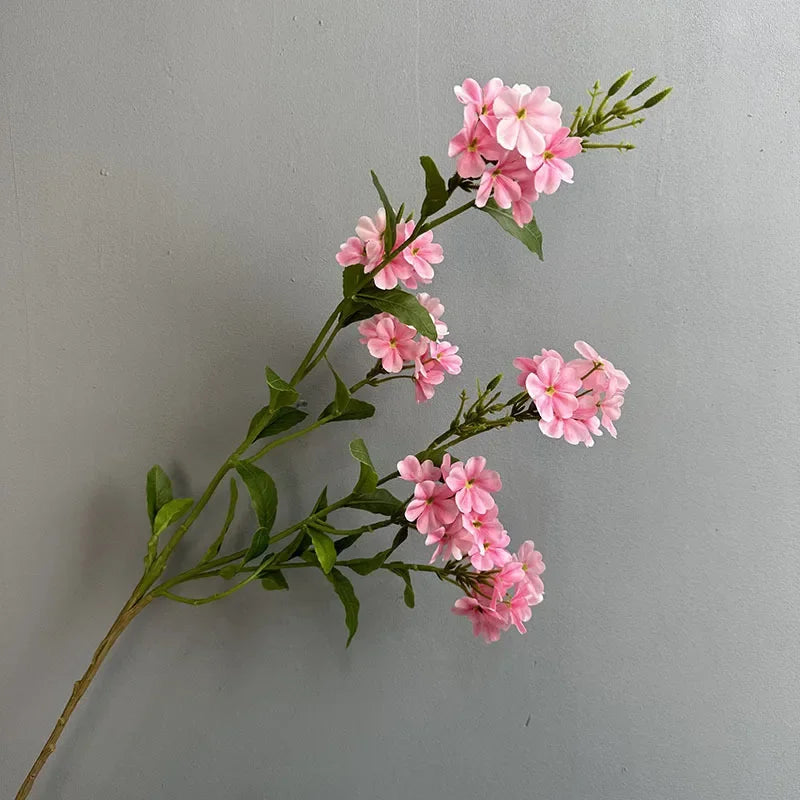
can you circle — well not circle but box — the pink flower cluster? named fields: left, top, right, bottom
left=449, top=78, right=582, bottom=226
left=514, top=341, right=630, bottom=446
left=398, top=454, right=545, bottom=643
left=336, top=208, right=444, bottom=291
left=358, top=294, right=462, bottom=403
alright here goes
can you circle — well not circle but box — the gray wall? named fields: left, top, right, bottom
left=2, top=1, right=798, bottom=798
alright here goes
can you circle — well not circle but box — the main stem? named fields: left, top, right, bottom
left=15, top=191, right=476, bottom=799
left=14, top=593, right=154, bottom=800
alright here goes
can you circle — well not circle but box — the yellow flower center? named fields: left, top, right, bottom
left=543, top=150, right=554, bottom=160
left=516, top=108, right=527, bottom=120
left=546, top=386, right=556, bottom=396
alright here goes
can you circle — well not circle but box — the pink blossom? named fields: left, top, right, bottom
left=426, top=519, right=475, bottom=563
left=469, top=528, right=512, bottom=571
left=489, top=560, right=526, bottom=607
left=444, top=456, right=502, bottom=514
left=367, top=223, right=414, bottom=290
left=335, top=236, right=367, bottom=267
left=516, top=540, right=545, bottom=577
left=570, top=341, right=631, bottom=395
left=454, top=77, right=504, bottom=132
left=539, top=394, right=602, bottom=447
left=402, top=224, right=443, bottom=285
left=526, top=127, right=582, bottom=194
left=448, top=120, right=503, bottom=178
left=428, top=341, right=462, bottom=375
left=417, top=293, right=448, bottom=339
left=397, top=455, right=441, bottom=483
left=598, top=391, right=625, bottom=437
left=413, top=355, right=445, bottom=404
left=525, top=356, right=581, bottom=421
left=493, top=84, right=562, bottom=158
left=513, top=349, right=564, bottom=388
left=511, top=171, right=540, bottom=227
left=360, top=315, right=422, bottom=373
left=355, top=208, right=386, bottom=243
left=504, top=587, right=534, bottom=633
left=461, top=504, right=505, bottom=541
left=475, top=153, right=529, bottom=209
left=452, top=595, right=507, bottom=643
left=439, top=453, right=454, bottom=481
left=404, top=480, right=459, bottom=535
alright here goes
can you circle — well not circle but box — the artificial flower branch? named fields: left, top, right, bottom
left=14, top=71, right=669, bottom=800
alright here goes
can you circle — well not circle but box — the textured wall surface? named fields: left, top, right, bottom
left=2, top=1, right=799, bottom=798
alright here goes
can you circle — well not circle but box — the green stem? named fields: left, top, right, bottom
left=245, top=416, right=333, bottom=464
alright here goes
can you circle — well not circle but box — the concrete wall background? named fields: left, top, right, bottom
left=2, top=1, right=798, bottom=798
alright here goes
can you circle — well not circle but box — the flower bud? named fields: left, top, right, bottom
left=627, top=76, right=657, bottom=97
left=641, top=88, right=672, bottom=108
left=606, top=70, right=633, bottom=97
left=486, top=374, right=503, bottom=392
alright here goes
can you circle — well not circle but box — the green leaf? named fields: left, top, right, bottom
left=370, top=171, right=396, bottom=251
left=346, top=553, right=388, bottom=576
left=146, top=465, right=173, bottom=528
left=481, top=200, right=543, bottom=260
left=345, top=488, right=404, bottom=517
left=308, top=526, right=337, bottom=574
left=265, top=366, right=299, bottom=410
left=201, top=478, right=238, bottom=563
left=244, top=526, right=271, bottom=563
left=234, top=461, right=278, bottom=533
left=339, top=297, right=377, bottom=328
left=326, top=567, right=360, bottom=646
left=152, top=497, right=193, bottom=537
left=356, top=286, right=437, bottom=340
left=312, top=487, right=329, bottom=518
left=349, top=438, right=378, bottom=494
left=326, top=360, right=350, bottom=415
left=261, top=571, right=289, bottom=591
left=220, top=564, right=239, bottom=580
left=276, top=528, right=312, bottom=562
left=389, top=566, right=415, bottom=608
left=319, top=397, right=375, bottom=423
left=342, top=264, right=364, bottom=298
left=419, top=156, right=448, bottom=219
left=334, top=534, right=362, bottom=555
left=253, top=406, right=308, bottom=440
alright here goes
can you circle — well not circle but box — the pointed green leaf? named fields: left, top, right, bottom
left=481, top=200, right=543, bottom=260
left=276, top=528, right=312, bottom=562
left=334, top=534, right=361, bottom=555
left=261, top=571, right=289, bottom=591
left=308, top=526, right=337, bottom=574
left=312, top=487, right=329, bottom=518
left=219, top=564, right=239, bottom=580
left=339, top=297, right=378, bottom=328
left=370, top=171, right=396, bottom=251
left=325, top=360, right=351, bottom=415
left=152, top=497, right=193, bottom=537
left=356, top=286, right=436, bottom=340
left=389, top=566, right=415, bottom=608
left=344, top=529, right=407, bottom=576
left=201, top=478, right=238, bottom=563
left=326, top=567, right=360, bottom=646
left=319, top=397, right=375, bottom=423
left=244, top=526, right=271, bottom=563
left=265, top=366, right=299, bottom=410
left=234, top=461, right=278, bottom=533
left=254, top=406, right=308, bottom=440
left=349, top=438, right=378, bottom=494
left=419, top=156, right=448, bottom=219
left=345, top=488, right=404, bottom=516
left=342, top=264, right=364, bottom=298
left=146, top=465, right=173, bottom=528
